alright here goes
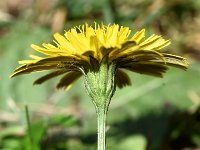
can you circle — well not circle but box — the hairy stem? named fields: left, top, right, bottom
left=96, top=106, right=108, bottom=150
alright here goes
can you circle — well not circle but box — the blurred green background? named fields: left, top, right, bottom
left=0, top=0, right=200, bottom=149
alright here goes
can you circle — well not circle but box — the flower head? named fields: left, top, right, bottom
left=10, top=23, right=188, bottom=90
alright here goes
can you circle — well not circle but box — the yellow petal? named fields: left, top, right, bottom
left=131, top=29, right=145, bottom=44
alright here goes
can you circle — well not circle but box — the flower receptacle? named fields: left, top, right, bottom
left=84, top=56, right=117, bottom=109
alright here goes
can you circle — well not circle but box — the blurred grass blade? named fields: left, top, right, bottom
left=25, top=105, right=33, bottom=150
left=111, top=78, right=169, bottom=109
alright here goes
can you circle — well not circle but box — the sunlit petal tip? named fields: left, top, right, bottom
left=138, top=29, right=146, bottom=36
left=185, top=58, right=189, bottom=65
left=64, top=84, right=73, bottom=91
left=141, top=28, right=145, bottom=33
left=18, top=60, right=36, bottom=64
left=131, top=28, right=146, bottom=44
left=31, top=44, right=47, bottom=53
left=18, top=60, right=26, bottom=64
left=30, top=44, right=35, bottom=47
left=9, top=74, right=13, bottom=78
left=164, top=40, right=171, bottom=47
left=29, top=55, right=42, bottom=60
left=31, top=44, right=38, bottom=49
left=53, top=33, right=63, bottom=40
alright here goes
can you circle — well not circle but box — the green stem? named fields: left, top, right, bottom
left=96, top=106, right=107, bottom=150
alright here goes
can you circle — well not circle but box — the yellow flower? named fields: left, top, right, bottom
left=10, top=23, right=188, bottom=90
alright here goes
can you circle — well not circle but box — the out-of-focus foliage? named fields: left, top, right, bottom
left=0, top=0, right=200, bottom=150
